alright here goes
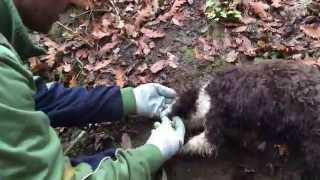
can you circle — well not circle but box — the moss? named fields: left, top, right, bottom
left=181, top=47, right=195, bottom=65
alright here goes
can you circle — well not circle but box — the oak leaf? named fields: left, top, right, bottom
left=141, top=28, right=165, bottom=38
left=301, top=23, right=320, bottom=39
left=249, top=1, right=270, bottom=19
left=158, top=0, right=187, bottom=22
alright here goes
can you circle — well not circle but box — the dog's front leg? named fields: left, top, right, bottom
left=180, top=131, right=217, bottom=157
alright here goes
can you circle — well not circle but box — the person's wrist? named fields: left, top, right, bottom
left=120, top=87, right=136, bottom=116
left=130, top=144, right=165, bottom=173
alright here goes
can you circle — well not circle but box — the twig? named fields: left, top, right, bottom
left=108, top=0, right=121, bottom=17
left=65, top=130, right=86, bottom=154
left=56, top=21, right=94, bottom=47
left=74, top=9, right=110, bottom=18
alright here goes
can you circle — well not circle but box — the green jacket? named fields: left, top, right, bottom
left=0, top=0, right=163, bottom=179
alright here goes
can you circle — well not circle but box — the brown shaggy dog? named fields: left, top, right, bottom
left=170, top=61, right=320, bottom=179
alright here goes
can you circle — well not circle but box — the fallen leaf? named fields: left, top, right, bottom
left=150, top=60, right=167, bottom=73
left=91, top=28, right=112, bottom=39
left=69, top=76, right=78, bottom=88
left=99, top=35, right=120, bottom=54
left=167, top=52, right=178, bottom=68
left=29, top=57, right=48, bottom=73
left=198, top=37, right=212, bottom=52
left=121, top=133, right=133, bottom=149
left=69, top=0, right=93, bottom=9
left=125, top=24, right=139, bottom=38
left=42, top=37, right=59, bottom=67
left=137, top=63, right=148, bottom=73
left=301, top=23, right=320, bottom=39
left=135, top=5, right=154, bottom=28
left=95, top=60, right=111, bottom=71
left=225, top=50, right=239, bottom=63
left=271, top=0, right=281, bottom=8
left=310, top=41, right=320, bottom=48
left=115, top=69, right=126, bottom=87
left=63, top=64, right=72, bottom=72
left=75, top=49, right=88, bottom=59
left=135, top=37, right=151, bottom=56
left=194, top=47, right=204, bottom=60
left=240, top=16, right=257, bottom=24
left=249, top=1, right=270, bottom=19
left=232, top=26, right=247, bottom=33
left=238, top=36, right=256, bottom=56
left=171, top=12, right=187, bottom=26
left=141, top=28, right=165, bottom=38
left=158, top=0, right=187, bottom=22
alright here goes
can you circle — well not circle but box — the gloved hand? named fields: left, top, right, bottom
left=133, top=83, right=177, bottom=118
left=146, top=116, right=185, bottom=160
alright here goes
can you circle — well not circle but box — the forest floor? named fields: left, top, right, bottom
left=30, top=0, right=320, bottom=179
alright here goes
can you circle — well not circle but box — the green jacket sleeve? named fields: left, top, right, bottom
left=0, top=40, right=65, bottom=179
left=72, top=145, right=164, bottom=180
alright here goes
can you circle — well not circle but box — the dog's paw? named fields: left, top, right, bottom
left=179, top=132, right=217, bottom=157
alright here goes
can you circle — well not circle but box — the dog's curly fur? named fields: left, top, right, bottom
left=171, top=61, right=320, bottom=179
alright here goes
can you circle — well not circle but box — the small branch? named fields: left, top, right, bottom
left=56, top=21, right=94, bottom=47
left=108, top=0, right=121, bottom=17
left=65, top=130, right=86, bottom=154
left=74, top=9, right=110, bottom=18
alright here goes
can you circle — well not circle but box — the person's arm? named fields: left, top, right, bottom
left=0, top=40, right=65, bottom=180
left=34, top=80, right=177, bottom=128
left=0, top=42, right=185, bottom=180
left=71, top=116, right=185, bottom=180
left=34, top=79, right=135, bottom=127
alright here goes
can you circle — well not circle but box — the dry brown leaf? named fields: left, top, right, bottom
left=158, top=0, right=187, bottom=22
left=238, top=36, right=256, bottom=56
left=115, top=69, right=126, bottom=87
left=100, top=41, right=119, bottom=54
left=91, top=28, right=112, bottom=39
left=29, top=57, right=48, bottom=73
left=225, top=50, right=239, bottom=63
left=69, top=76, right=78, bottom=88
left=249, top=1, right=270, bottom=19
left=271, top=0, right=281, bottom=8
left=63, top=64, right=72, bottom=72
left=301, top=23, right=320, bottom=39
left=194, top=48, right=204, bottom=60
left=135, top=5, right=153, bottom=28
left=150, top=60, right=167, bottom=73
left=42, top=37, right=59, bottom=67
left=121, top=133, right=133, bottom=149
left=167, top=52, right=178, bottom=68
left=75, top=49, right=88, bottom=59
left=171, top=12, right=187, bottom=26
left=135, top=37, right=151, bottom=56
left=69, top=0, right=93, bottom=9
left=232, top=26, right=247, bottom=33
left=198, top=37, right=212, bottom=52
left=240, top=16, right=257, bottom=24
left=141, top=28, right=165, bottom=38
left=137, top=63, right=148, bottom=73
left=99, top=35, right=120, bottom=54
left=125, top=24, right=139, bottom=38
left=84, top=60, right=111, bottom=71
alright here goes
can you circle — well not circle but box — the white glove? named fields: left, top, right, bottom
left=133, top=83, right=177, bottom=118
left=146, top=116, right=186, bottom=160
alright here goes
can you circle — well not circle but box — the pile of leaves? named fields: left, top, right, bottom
left=31, top=0, right=194, bottom=89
